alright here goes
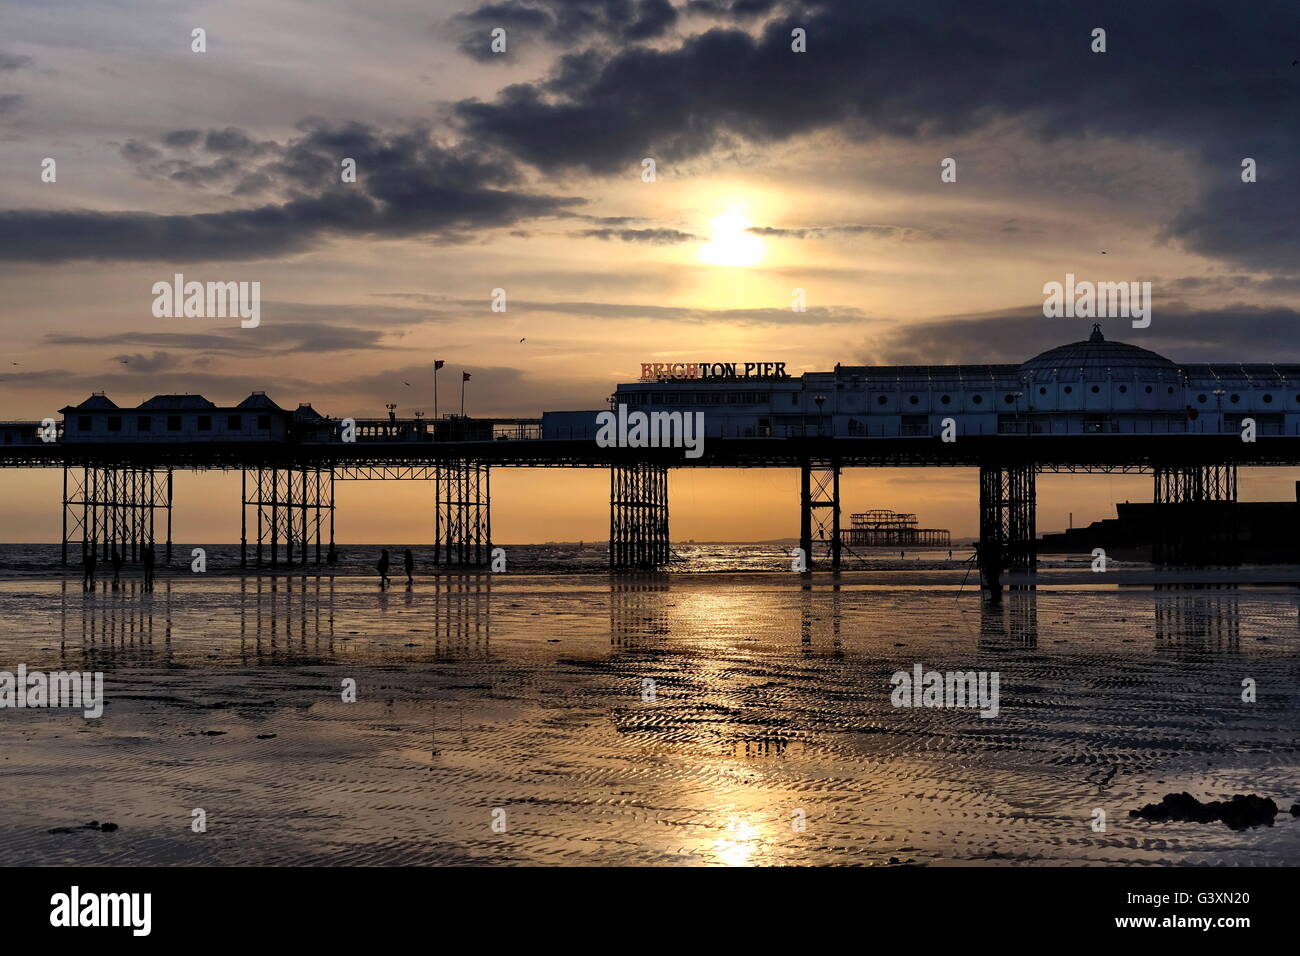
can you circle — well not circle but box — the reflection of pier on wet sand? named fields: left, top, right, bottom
left=3, top=573, right=1299, bottom=866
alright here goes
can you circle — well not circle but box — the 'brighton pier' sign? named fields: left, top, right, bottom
left=640, top=362, right=791, bottom=382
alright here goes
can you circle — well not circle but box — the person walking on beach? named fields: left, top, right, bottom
left=142, top=545, right=155, bottom=592
left=403, top=548, right=414, bottom=585
left=82, top=549, right=97, bottom=590
left=111, top=548, right=123, bottom=588
left=377, top=549, right=391, bottom=589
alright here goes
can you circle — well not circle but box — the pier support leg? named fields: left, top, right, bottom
left=62, top=465, right=170, bottom=566
left=1152, top=464, right=1237, bottom=567
left=242, top=465, right=334, bottom=568
left=434, top=461, right=491, bottom=567
left=799, top=459, right=842, bottom=570
left=609, top=462, right=669, bottom=570
left=978, top=463, right=1037, bottom=594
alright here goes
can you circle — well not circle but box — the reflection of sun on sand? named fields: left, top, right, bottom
left=698, top=210, right=764, bottom=267
left=714, top=815, right=761, bottom=867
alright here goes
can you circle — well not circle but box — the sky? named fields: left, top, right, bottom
left=2, top=0, right=1300, bottom=543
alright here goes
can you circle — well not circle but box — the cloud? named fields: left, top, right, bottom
left=0, top=50, right=32, bottom=70
left=377, top=291, right=867, bottom=324
left=111, top=351, right=180, bottom=374
left=869, top=304, right=1300, bottom=366
left=575, top=227, right=700, bottom=243
left=1, top=121, right=584, bottom=262
left=42, top=299, right=446, bottom=356
left=454, top=0, right=1300, bottom=272
left=451, top=0, right=680, bottom=60
left=483, top=297, right=866, bottom=325
left=746, top=223, right=938, bottom=241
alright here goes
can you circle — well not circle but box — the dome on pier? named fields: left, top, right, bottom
left=1020, top=325, right=1180, bottom=382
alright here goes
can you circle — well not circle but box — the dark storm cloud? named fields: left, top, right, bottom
left=454, top=0, right=1300, bottom=271
left=452, top=0, right=680, bottom=60
left=0, top=94, right=23, bottom=114
left=162, top=129, right=202, bottom=148
left=575, top=227, right=700, bottom=243
left=2, top=121, right=583, bottom=261
left=203, top=127, right=276, bottom=156
left=0, top=51, right=32, bottom=70
left=684, top=0, right=779, bottom=17
left=870, top=304, right=1300, bottom=366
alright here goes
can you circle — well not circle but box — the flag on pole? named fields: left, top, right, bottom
left=462, top=371, right=472, bottom=381
left=433, top=360, right=444, bottom=420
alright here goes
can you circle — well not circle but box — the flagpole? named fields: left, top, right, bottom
left=433, top=365, right=439, bottom=420
left=460, top=374, right=466, bottom=418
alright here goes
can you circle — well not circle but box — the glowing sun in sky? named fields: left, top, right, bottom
left=698, top=208, right=765, bottom=267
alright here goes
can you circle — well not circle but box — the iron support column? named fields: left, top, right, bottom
left=609, top=462, right=669, bottom=570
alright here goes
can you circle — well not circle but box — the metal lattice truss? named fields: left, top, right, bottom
left=1151, top=464, right=1238, bottom=566
left=979, top=463, right=1037, bottom=573
left=435, top=461, right=491, bottom=566
left=335, top=464, right=440, bottom=481
left=62, top=465, right=172, bottom=565
left=610, top=463, right=669, bottom=569
left=799, top=458, right=842, bottom=570
left=241, top=466, right=335, bottom=567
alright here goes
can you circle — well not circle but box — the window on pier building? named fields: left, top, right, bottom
left=77, top=416, right=91, bottom=431
left=167, top=416, right=181, bottom=431
left=137, top=416, right=151, bottom=431
left=197, top=415, right=212, bottom=431
left=107, top=416, right=121, bottom=432
left=227, top=415, right=242, bottom=430
left=257, top=414, right=270, bottom=430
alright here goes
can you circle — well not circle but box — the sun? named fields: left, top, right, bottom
left=698, top=208, right=765, bottom=267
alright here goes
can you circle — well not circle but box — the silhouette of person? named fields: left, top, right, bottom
left=377, top=549, right=391, bottom=589
left=975, top=539, right=1003, bottom=605
left=142, top=545, right=155, bottom=592
left=948, top=549, right=953, bottom=560
left=83, top=549, right=97, bottom=590
left=403, top=548, right=414, bottom=585
left=111, top=548, right=123, bottom=588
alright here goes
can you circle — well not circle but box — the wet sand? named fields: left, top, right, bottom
left=1, top=573, right=1298, bottom=866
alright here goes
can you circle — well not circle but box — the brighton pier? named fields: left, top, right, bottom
left=2, top=326, right=1299, bottom=574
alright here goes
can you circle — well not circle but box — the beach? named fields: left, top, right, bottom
left=1, top=567, right=1298, bottom=866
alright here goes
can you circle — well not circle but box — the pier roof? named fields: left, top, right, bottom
left=138, top=394, right=216, bottom=410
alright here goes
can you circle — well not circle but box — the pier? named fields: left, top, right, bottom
left=2, top=329, right=1298, bottom=576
